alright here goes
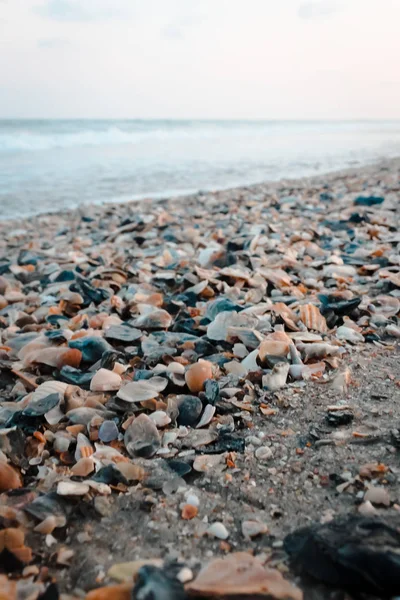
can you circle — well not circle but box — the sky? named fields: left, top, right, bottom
left=0, top=0, right=400, bottom=119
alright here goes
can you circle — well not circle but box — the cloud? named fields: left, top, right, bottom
left=37, top=37, right=70, bottom=48
left=298, top=1, right=341, bottom=19
left=35, top=0, right=132, bottom=22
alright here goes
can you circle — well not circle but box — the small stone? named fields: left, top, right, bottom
left=207, top=522, right=230, bottom=540
left=255, top=446, right=273, bottom=462
left=177, top=395, right=203, bottom=426
left=124, top=414, right=161, bottom=458
left=182, top=504, right=198, bottom=520
left=99, top=420, right=119, bottom=442
left=262, top=363, right=289, bottom=392
left=364, top=485, right=391, bottom=506
left=241, top=520, right=269, bottom=540
left=57, top=481, right=90, bottom=496
left=358, top=501, right=378, bottom=516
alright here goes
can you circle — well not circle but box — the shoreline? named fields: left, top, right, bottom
left=1, top=155, right=399, bottom=226
left=0, top=155, right=399, bottom=598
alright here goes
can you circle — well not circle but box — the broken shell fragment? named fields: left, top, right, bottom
left=262, top=363, right=289, bottom=392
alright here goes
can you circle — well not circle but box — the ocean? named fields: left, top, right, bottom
left=1, top=119, right=400, bottom=219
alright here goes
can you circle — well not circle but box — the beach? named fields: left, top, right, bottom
left=1, top=157, right=400, bottom=599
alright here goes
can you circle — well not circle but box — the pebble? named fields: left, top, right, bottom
left=255, top=446, right=274, bottom=462
left=207, top=522, right=230, bottom=540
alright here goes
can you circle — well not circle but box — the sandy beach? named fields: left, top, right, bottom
left=1, top=157, right=400, bottom=599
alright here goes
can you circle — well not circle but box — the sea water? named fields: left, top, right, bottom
left=1, top=119, right=400, bottom=219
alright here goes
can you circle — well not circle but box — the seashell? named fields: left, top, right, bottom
left=386, top=324, right=400, bottom=338
left=71, top=457, right=95, bottom=477
left=124, top=414, right=161, bottom=458
left=262, top=363, right=289, bottom=392
left=241, top=349, right=260, bottom=372
left=68, top=336, right=113, bottom=363
left=132, top=308, right=172, bottom=330
left=186, top=552, right=302, bottom=599
left=207, top=311, right=256, bottom=342
left=207, top=522, right=230, bottom=540
left=114, top=462, right=146, bottom=482
left=185, top=360, right=213, bottom=393
left=0, top=463, right=22, bottom=492
left=335, top=326, right=364, bottom=343
left=90, top=368, right=122, bottom=392
left=196, top=404, right=216, bottom=428
left=149, top=411, right=171, bottom=428
left=242, top=520, right=269, bottom=540
left=323, top=264, right=357, bottom=278
left=67, top=407, right=108, bottom=425
left=117, top=377, right=168, bottom=403
left=371, top=295, right=400, bottom=317
left=60, top=291, right=84, bottom=305
left=258, top=340, right=289, bottom=363
left=0, top=528, right=24, bottom=551
left=75, top=432, right=93, bottom=461
left=23, top=392, right=60, bottom=417
left=104, top=325, right=142, bottom=343
left=301, top=362, right=326, bottom=380
left=299, top=342, right=342, bottom=361
left=99, top=420, right=119, bottom=442
left=34, top=515, right=66, bottom=534
left=299, top=304, right=327, bottom=333
left=193, top=454, right=223, bottom=472
left=31, top=380, right=68, bottom=402
left=57, top=481, right=90, bottom=496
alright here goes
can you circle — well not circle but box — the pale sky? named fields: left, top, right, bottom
left=1, top=0, right=400, bottom=119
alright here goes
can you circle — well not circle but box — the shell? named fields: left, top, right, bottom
left=299, top=304, right=327, bottom=333
left=186, top=552, right=302, bottom=599
left=0, top=463, right=22, bottom=492
left=117, top=377, right=168, bottom=403
left=258, top=340, right=289, bottom=363
left=262, top=363, right=289, bottom=392
left=185, top=360, right=213, bottom=393
left=90, top=368, right=122, bottom=392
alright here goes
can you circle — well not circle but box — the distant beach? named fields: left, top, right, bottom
left=1, top=119, right=400, bottom=219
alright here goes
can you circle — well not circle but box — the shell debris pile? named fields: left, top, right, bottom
left=0, top=159, right=399, bottom=598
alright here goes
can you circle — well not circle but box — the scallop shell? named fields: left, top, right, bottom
left=299, top=304, right=327, bottom=333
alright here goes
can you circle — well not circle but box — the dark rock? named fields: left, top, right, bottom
left=177, top=395, right=203, bottom=426
left=354, top=195, right=384, bottom=206
left=203, top=379, right=220, bottom=405
left=326, top=410, right=354, bottom=427
left=133, top=565, right=186, bottom=600
left=284, top=515, right=400, bottom=596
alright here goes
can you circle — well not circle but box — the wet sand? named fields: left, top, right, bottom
left=0, top=157, right=400, bottom=599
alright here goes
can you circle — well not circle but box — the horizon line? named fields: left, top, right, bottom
left=1, top=117, right=400, bottom=122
